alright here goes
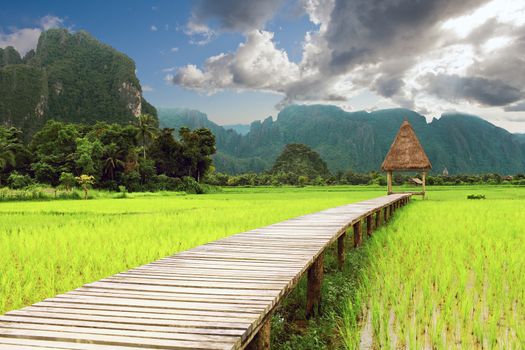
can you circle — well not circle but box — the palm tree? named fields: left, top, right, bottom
left=103, top=143, right=125, bottom=180
left=135, top=114, right=157, bottom=159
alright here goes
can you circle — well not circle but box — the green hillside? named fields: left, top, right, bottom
left=159, top=105, right=525, bottom=175
left=0, top=29, right=156, bottom=137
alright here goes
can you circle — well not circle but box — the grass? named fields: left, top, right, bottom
left=0, top=186, right=383, bottom=314
left=341, top=186, right=525, bottom=349
left=2, top=185, right=524, bottom=350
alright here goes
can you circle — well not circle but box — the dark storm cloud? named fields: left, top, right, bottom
left=325, top=0, right=490, bottom=73
left=504, top=101, right=525, bottom=112
left=192, top=0, right=286, bottom=32
left=374, top=76, right=405, bottom=98
left=175, top=0, right=525, bottom=116
left=426, top=74, right=523, bottom=106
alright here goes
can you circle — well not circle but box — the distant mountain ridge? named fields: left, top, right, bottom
left=159, top=105, right=525, bottom=175
left=0, top=29, right=156, bottom=136
left=223, top=124, right=251, bottom=135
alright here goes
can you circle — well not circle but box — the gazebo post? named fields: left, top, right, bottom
left=422, top=171, right=426, bottom=198
left=387, top=171, right=393, bottom=195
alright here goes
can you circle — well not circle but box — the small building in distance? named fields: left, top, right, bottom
left=381, top=120, right=432, bottom=197
left=443, top=167, right=449, bottom=176
left=408, top=177, right=423, bottom=186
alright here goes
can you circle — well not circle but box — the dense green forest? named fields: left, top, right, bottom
left=0, top=117, right=215, bottom=193
left=0, top=29, right=156, bottom=137
left=159, top=106, right=525, bottom=175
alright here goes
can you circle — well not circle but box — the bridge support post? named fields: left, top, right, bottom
left=306, top=253, right=324, bottom=319
left=384, top=206, right=389, bottom=222
left=375, top=210, right=381, bottom=228
left=366, top=215, right=373, bottom=236
left=246, top=317, right=271, bottom=350
left=353, top=220, right=362, bottom=247
left=337, top=233, right=345, bottom=270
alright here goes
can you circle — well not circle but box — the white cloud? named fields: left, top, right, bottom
left=142, top=85, right=154, bottom=92
left=185, top=19, right=215, bottom=45
left=0, top=15, right=63, bottom=55
left=40, top=15, right=64, bottom=30
left=162, top=67, right=176, bottom=72
left=171, top=0, right=525, bottom=121
left=150, top=25, right=158, bottom=32
left=168, top=30, right=300, bottom=94
left=170, top=47, right=179, bottom=52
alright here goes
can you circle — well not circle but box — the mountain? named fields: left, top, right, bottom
left=514, top=134, right=525, bottom=145
left=223, top=124, right=250, bottom=135
left=0, top=29, right=156, bottom=137
left=158, top=105, right=525, bottom=175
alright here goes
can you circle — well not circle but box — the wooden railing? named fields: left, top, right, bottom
left=0, top=194, right=411, bottom=350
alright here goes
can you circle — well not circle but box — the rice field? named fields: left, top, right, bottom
left=0, top=186, right=382, bottom=314
left=2, top=185, right=524, bottom=349
left=342, top=187, right=525, bottom=349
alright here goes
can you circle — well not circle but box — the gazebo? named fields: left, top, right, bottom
left=381, top=120, right=432, bottom=197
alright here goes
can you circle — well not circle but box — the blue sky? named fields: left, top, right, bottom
left=0, top=0, right=316, bottom=125
left=1, top=0, right=525, bottom=131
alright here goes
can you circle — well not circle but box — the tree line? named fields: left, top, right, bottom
left=2, top=122, right=524, bottom=196
left=206, top=171, right=525, bottom=187
left=0, top=114, right=216, bottom=193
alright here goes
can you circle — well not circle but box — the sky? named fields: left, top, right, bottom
left=1, top=0, right=524, bottom=132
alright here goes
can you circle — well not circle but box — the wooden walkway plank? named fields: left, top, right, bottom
left=0, top=193, right=411, bottom=350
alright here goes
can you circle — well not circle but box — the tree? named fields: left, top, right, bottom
left=148, top=128, right=184, bottom=177
left=30, top=120, right=80, bottom=185
left=59, top=172, right=76, bottom=191
left=179, top=127, right=216, bottom=181
left=272, top=144, right=330, bottom=179
left=135, top=114, right=158, bottom=159
left=0, top=136, right=16, bottom=182
left=74, top=137, right=103, bottom=175
left=76, top=174, right=95, bottom=199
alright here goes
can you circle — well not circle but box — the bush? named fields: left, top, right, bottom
left=297, top=176, right=308, bottom=187
left=121, top=171, right=141, bottom=192
left=156, top=174, right=182, bottom=191
left=179, top=176, right=204, bottom=194
left=7, top=172, right=33, bottom=189
left=59, top=172, right=76, bottom=191
left=467, top=194, right=486, bottom=199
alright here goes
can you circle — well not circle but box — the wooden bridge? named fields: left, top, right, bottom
left=0, top=194, right=411, bottom=350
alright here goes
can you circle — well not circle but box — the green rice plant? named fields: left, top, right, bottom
left=0, top=186, right=384, bottom=314
left=341, top=186, right=525, bottom=349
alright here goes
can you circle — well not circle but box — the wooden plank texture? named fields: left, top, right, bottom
left=0, top=194, right=410, bottom=350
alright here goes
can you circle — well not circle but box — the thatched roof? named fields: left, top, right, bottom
left=381, top=120, right=432, bottom=171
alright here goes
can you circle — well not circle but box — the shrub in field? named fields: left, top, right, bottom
left=59, top=172, right=76, bottom=191
left=156, top=174, right=182, bottom=191
left=121, top=171, right=141, bottom=192
left=297, top=176, right=308, bottom=187
left=7, top=172, right=33, bottom=189
left=467, top=194, right=486, bottom=199
left=179, top=176, right=204, bottom=194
